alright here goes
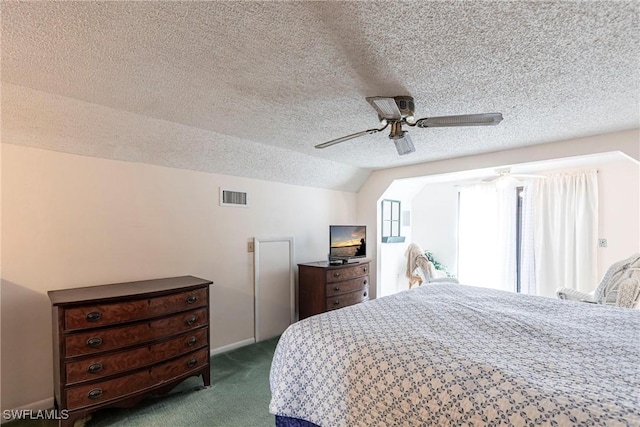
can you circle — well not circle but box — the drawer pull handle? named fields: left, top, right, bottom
left=363, top=267, right=367, bottom=272
left=333, top=272, right=340, bottom=278
left=363, top=292, right=368, bottom=297
left=187, top=336, right=197, bottom=346
left=187, top=358, right=198, bottom=368
left=186, top=295, right=197, bottom=304
left=86, top=337, right=103, bottom=347
left=86, top=311, right=102, bottom=322
left=87, top=363, right=103, bottom=374
left=87, top=389, right=103, bottom=400
left=333, top=300, right=340, bottom=306
left=186, top=316, right=197, bottom=325
left=364, top=280, right=368, bottom=285
left=334, top=286, right=340, bottom=291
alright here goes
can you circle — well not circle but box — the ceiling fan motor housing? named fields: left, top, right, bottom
left=394, top=96, right=415, bottom=120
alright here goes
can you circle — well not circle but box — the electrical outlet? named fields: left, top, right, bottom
left=598, top=238, right=607, bottom=248
left=248, top=241, right=254, bottom=252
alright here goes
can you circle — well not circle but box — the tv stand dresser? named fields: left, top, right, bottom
left=298, top=260, right=370, bottom=320
left=48, top=275, right=212, bottom=427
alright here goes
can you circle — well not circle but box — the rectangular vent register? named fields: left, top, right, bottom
left=48, top=276, right=213, bottom=427
left=220, top=188, right=248, bottom=207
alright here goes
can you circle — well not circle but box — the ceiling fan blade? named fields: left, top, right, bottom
left=366, top=97, right=402, bottom=120
left=511, top=174, right=545, bottom=179
left=480, top=172, right=544, bottom=184
left=482, top=176, right=500, bottom=182
left=314, top=127, right=383, bottom=149
left=414, top=113, right=503, bottom=128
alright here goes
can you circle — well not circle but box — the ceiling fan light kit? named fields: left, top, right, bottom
left=392, top=133, right=416, bottom=156
left=315, top=96, right=503, bottom=156
left=388, top=121, right=416, bottom=155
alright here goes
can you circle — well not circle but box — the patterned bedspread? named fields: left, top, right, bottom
left=269, top=284, right=640, bottom=426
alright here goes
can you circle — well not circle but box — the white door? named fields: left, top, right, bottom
left=254, top=237, right=294, bottom=342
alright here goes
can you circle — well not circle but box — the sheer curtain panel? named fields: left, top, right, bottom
left=533, top=170, right=598, bottom=297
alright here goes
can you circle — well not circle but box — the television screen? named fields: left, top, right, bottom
left=330, top=225, right=366, bottom=260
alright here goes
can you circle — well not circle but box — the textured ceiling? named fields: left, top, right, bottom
left=2, top=1, right=639, bottom=191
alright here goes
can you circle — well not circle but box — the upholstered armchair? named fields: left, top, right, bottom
left=405, top=243, right=459, bottom=288
left=557, top=253, right=640, bottom=308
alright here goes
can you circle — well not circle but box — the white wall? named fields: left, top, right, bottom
left=597, top=159, right=640, bottom=273
left=0, top=144, right=357, bottom=411
left=411, top=183, right=459, bottom=277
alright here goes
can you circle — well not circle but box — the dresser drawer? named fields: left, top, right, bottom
left=150, top=327, right=208, bottom=362
left=65, top=328, right=208, bottom=384
left=65, top=348, right=209, bottom=411
left=325, top=264, right=369, bottom=283
left=66, top=369, right=151, bottom=410
left=326, top=276, right=368, bottom=297
left=66, top=345, right=151, bottom=385
left=151, top=348, right=208, bottom=383
left=326, top=286, right=369, bottom=311
left=65, top=307, right=208, bottom=357
left=65, top=288, right=207, bottom=331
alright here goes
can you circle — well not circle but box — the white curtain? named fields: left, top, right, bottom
left=533, top=170, right=598, bottom=297
left=458, top=182, right=518, bottom=292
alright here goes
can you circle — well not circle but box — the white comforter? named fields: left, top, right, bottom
left=270, top=284, right=640, bottom=426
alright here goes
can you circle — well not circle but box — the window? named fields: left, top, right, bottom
left=381, top=199, right=404, bottom=243
left=458, top=184, right=531, bottom=293
left=515, top=186, right=524, bottom=293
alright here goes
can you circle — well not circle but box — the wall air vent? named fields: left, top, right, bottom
left=220, top=188, right=249, bottom=207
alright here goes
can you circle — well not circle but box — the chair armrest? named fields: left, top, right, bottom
left=430, top=277, right=459, bottom=284
left=556, top=288, right=595, bottom=302
left=616, top=278, right=640, bottom=308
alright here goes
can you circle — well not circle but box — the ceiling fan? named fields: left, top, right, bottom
left=481, top=168, right=545, bottom=186
left=314, top=96, right=503, bottom=156
left=482, top=168, right=545, bottom=182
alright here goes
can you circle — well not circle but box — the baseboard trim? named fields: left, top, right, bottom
left=1, top=397, right=54, bottom=424
left=209, top=337, right=256, bottom=357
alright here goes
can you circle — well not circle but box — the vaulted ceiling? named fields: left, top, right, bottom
left=2, top=2, right=638, bottom=191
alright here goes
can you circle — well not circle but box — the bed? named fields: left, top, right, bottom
left=269, top=283, right=639, bottom=426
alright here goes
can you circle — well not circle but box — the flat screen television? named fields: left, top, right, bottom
left=329, top=225, right=366, bottom=263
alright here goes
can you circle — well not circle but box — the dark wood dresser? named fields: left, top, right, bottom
left=298, top=261, right=369, bottom=320
left=48, top=275, right=212, bottom=427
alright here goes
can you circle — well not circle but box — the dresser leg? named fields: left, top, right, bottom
left=202, top=368, right=211, bottom=387
left=59, top=413, right=89, bottom=427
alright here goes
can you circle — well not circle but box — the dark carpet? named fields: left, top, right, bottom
left=6, top=337, right=279, bottom=427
